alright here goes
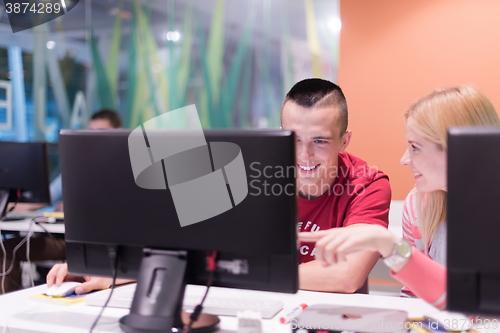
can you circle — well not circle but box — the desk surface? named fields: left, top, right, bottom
left=0, top=218, right=65, bottom=234
left=0, top=284, right=440, bottom=333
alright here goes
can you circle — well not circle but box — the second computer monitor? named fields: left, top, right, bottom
left=448, top=127, right=500, bottom=315
left=0, top=142, right=51, bottom=216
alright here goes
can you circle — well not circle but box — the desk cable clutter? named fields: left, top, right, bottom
left=0, top=216, right=38, bottom=294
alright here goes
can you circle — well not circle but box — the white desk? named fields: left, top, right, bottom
left=0, top=218, right=65, bottom=234
left=0, top=284, right=440, bottom=333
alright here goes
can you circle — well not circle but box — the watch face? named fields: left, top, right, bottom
left=396, top=240, right=412, bottom=258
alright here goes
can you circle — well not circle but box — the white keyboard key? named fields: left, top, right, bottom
left=84, top=284, right=284, bottom=319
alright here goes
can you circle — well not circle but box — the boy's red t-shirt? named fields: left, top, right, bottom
left=297, top=151, right=391, bottom=263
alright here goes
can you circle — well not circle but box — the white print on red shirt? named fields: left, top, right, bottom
left=298, top=221, right=321, bottom=257
left=299, top=245, right=317, bottom=256
left=297, top=221, right=321, bottom=232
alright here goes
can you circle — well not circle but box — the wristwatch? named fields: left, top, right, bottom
left=383, top=239, right=412, bottom=269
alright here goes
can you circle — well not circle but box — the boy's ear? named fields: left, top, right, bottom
left=339, top=130, right=352, bottom=153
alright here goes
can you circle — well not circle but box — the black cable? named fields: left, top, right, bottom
left=34, top=220, right=65, bottom=252
left=33, top=220, right=55, bottom=235
left=183, top=270, right=214, bottom=333
left=183, top=251, right=217, bottom=333
left=89, top=246, right=119, bottom=333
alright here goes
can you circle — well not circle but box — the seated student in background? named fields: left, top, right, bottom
left=87, top=109, right=123, bottom=130
left=299, top=86, right=500, bottom=308
left=0, top=109, right=122, bottom=294
left=281, top=78, right=391, bottom=293
left=9, top=109, right=123, bottom=212
left=47, top=79, right=391, bottom=294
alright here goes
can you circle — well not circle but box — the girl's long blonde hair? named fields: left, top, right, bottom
left=405, top=86, right=500, bottom=250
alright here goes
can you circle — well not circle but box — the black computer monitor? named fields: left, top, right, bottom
left=0, top=142, right=51, bottom=217
left=59, top=129, right=298, bottom=332
left=46, top=143, right=60, bottom=183
left=448, top=127, right=500, bottom=315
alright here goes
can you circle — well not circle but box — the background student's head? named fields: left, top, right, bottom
left=281, top=78, right=351, bottom=199
left=88, top=109, right=123, bottom=130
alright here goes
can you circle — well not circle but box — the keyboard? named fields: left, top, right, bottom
left=84, top=284, right=284, bottom=319
left=4, top=211, right=43, bottom=220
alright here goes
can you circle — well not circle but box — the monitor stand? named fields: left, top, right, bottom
left=119, top=249, right=218, bottom=333
left=0, top=189, right=9, bottom=218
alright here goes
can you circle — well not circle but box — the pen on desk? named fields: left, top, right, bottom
left=279, top=303, right=308, bottom=324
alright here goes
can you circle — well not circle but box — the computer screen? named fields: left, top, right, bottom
left=0, top=142, right=51, bottom=217
left=59, top=129, right=298, bottom=332
left=46, top=143, right=60, bottom=183
left=448, top=127, right=500, bottom=315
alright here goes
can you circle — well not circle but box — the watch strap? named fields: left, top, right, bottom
left=383, top=239, right=412, bottom=269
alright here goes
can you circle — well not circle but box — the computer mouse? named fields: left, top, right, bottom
left=45, top=282, right=83, bottom=297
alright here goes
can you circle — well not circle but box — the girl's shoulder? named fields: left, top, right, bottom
left=403, top=188, right=418, bottom=225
